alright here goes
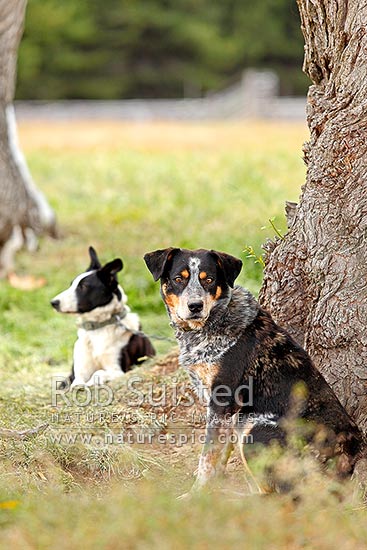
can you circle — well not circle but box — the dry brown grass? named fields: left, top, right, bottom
left=18, top=119, right=308, bottom=153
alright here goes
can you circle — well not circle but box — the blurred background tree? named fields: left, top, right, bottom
left=15, top=0, right=307, bottom=100
left=0, top=0, right=56, bottom=285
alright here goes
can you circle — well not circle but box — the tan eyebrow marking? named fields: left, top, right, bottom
left=181, top=269, right=189, bottom=278
left=199, top=271, right=207, bottom=280
left=215, top=286, right=222, bottom=300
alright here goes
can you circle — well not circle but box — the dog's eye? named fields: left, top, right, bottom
left=205, top=277, right=214, bottom=284
left=174, top=276, right=183, bottom=283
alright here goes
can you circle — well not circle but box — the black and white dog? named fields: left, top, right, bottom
left=51, top=247, right=155, bottom=387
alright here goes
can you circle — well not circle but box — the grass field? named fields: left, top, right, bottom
left=1, top=120, right=366, bottom=549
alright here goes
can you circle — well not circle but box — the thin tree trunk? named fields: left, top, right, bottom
left=0, top=0, right=57, bottom=276
left=259, top=0, right=367, bottom=434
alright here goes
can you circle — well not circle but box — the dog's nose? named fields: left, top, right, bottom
left=188, top=300, right=204, bottom=314
left=50, top=299, right=60, bottom=311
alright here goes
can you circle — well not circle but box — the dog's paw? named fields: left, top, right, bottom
left=85, top=370, right=108, bottom=386
left=177, top=480, right=205, bottom=501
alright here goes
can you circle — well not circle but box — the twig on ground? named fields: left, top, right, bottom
left=0, top=423, right=48, bottom=440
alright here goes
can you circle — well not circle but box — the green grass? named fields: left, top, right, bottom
left=0, top=481, right=366, bottom=549
left=1, top=121, right=365, bottom=548
left=1, top=122, right=307, bottom=362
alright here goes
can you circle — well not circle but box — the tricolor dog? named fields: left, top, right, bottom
left=144, top=247, right=364, bottom=494
left=51, top=247, right=155, bottom=387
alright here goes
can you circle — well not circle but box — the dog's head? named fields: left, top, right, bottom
left=50, top=246, right=123, bottom=314
left=144, top=248, right=242, bottom=329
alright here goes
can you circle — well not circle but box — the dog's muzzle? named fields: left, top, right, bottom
left=50, top=299, right=61, bottom=311
left=187, top=300, right=204, bottom=316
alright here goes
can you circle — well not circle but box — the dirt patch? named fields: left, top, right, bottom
left=149, top=348, right=180, bottom=376
left=41, top=349, right=247, bottom=494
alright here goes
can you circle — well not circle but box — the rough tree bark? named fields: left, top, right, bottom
left=259, top=1, right=367, bottom=435
left=0, top=0, right=56, bottom=277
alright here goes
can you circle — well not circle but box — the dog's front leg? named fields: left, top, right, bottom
left=70, top=338, right=96, bottom=387
left=191, top=407, right=233, bottom=493
left=85, top=367, right=124, bottom=386
left=86, top=349, right=127, bottom=386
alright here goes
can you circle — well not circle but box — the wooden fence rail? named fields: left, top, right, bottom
left=15, top=70, right=306, bottom=122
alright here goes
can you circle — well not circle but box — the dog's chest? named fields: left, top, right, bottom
left=178, top=332, right=232, bottom=401
left=179, top=330, right=235, bottom=365
left=76, top=312, right=140, bottom=361
left=78, top=325, right=131, bottom=361
left=186, top=362, right=220, bottom=403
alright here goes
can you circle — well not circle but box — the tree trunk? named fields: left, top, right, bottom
left=259, top=0, right=367, bottom=435
left=0, top=0, right=56, bottom=277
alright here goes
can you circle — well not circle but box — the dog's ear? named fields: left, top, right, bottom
left=98, top=258, right=123, bottom=286
left=144, top=248, right=179, bottom=281
left=88, top=246, right=102, bottom=271
left=210, top=250, right=242, bottom=288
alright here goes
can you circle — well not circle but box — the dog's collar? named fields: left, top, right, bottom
left=77, top=308, right=128, bottom=331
